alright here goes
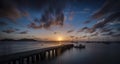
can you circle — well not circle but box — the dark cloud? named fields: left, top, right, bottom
left=83, top=20, right=92, bottom=24
left=26, top=0, right=70, bottom=29
left=75, top=37, right=79, bottom=39
left=91, top=32, right=98, bottom=36
left=15, top=28, right=20, bottom=31
left=0, top=21, right=7, bottom=26
left=0, top=0, right=29, bottom=22
left=69, top=36, right=75, bottom=38
left=19, top=30, right=28, bottom=34
left=0, top=0, right=67, bottom=25
left=83, top=11, right=120, bottom=33
left=77, top=27, right=89, bottom=32
left=81, top=35, right=87, bottom=38
left=100, top=28, right=112, bottom=33
left=91, top=0, right=120, bottom=19
left=86, top=28, right=95, bottom=33
left=28, top=22, right=42, bottom=29
left=116, top=28, right=120, bottom=31
left=0, top=0, right=106, bottom=30
left=53, top=32, right=57, bottom=34
left=102, top=31, right=115, bottom=36
left=34, top=18, right=40, bottom=23
left=29, top=11, right=65, bottom=29
left=83, top=0, right=120, bottom=35
left=81, top=27, right=89, bottom=31
left=112, top=34, right=120, bottom=37
left=39, top=10, right=64, bottom=28
left=90, top=12, right=120, bottom=33
left=67, top=29, right=74, bottom=33
left=1, top=0, right=97, bottom=29
left=2, top=29, right=15, bottom=33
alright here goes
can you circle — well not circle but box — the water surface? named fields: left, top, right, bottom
left=0, top=41, right=120, bottom=64
left=39, top=43, right=120, bottom=64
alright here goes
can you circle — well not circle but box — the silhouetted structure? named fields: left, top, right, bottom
left=0, top=44, right=73, bottom=64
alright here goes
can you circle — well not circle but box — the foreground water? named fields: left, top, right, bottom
left=39, top=42, right=120, bottom=64
left=0, top=41, right=120, bottom=64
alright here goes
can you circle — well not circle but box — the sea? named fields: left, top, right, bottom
left=0, top=41, right=120, bottom=64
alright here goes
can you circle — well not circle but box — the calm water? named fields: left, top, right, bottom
left=39, top=42, right=120, bottom=64
left=0, top=41, right=120, bottom=64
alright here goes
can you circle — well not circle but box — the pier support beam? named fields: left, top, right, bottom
left=40, top=52, right=46, bottom=60
left=0, top=44, right=73, bottom=64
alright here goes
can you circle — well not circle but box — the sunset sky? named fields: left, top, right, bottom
left=0, top=0, right=120, bottom=41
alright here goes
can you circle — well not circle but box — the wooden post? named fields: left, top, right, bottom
left=31, top=55, right=35, bottom=63
left=19, top=57, right=24, bottom=64
left=26, top=57, right=30, bottom=64
left=45, top=51, right=48, bottom=60
left=36, top=54, right=40, bottom=61
left=53, top=49, right=56, bottom=57
left=13, top=60, right=17, bottom=64
left=40, top=52, right=45, bottom=60
left=52, top=50, right=54, bottom=58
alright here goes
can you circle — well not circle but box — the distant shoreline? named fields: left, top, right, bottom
left=0, top=39, right=37, bottom=41
left=0, top=39, right=120, bottom=43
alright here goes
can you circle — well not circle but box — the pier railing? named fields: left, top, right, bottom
left=0, top=44, right=73, bottom=64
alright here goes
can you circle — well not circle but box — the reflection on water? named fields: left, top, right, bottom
left=0, top=41, right=120, bottom=64
left=37, top=43, right=120, bottom=64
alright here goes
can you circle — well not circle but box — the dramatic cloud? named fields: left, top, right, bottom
left=90, top=12, right=120, bottom=33
left=0, top=0, right=67, bottom=24
left=67, top=29, right=74, bottom=33
left=91, top=0, right=120, bottom=19
left=100, top=28, right=112, bottom=33
left=112, top=34, right=120, bottom=37
left=28, top=22, right=42, bottom=29
left=77, top=27, right=89, bottom=32
left=1, top=28, right=20, bottom=34
left=1, top=0, right=95, bottom=29
left=83, top=0, right=120, bottom=34
left=0, top=0, right=29, bottom=22
left=0, top=0, right=119, bottom=40
left=75, top=37, right=79, bottom=40
left=116, top=28, right=120, bottom=31
left=29, top=11, right=65, bottom=29
left=0, top=21, right=7, bottom=26
left=19, top=30, right=28, bottom=34
left=82, top=12, right=120, bottom=33
left=102, top=31, right=115, bottom=36
left=25, top=0, right=70, bottom=29
left=15, top=29, right=20, bottom=31
left=82, top=35, right=87, bottom=38
left=2, top=29, right=15, bottom=33
left=53, top=32, right=58, bottom=34
left=91, top=32, right=98, bottom=36
left=69, top=36, right=75, bottom=38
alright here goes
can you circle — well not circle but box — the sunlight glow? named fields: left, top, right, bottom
left=58, top=37, right=63, bottom=41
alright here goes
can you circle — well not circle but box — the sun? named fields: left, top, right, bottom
left=58, top=37, right=63, bottom=41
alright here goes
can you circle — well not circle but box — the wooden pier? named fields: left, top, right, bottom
left=0, top=44, right=73, bottom=64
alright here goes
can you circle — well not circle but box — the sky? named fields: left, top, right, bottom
left=0, top=0, right=120, bottom=41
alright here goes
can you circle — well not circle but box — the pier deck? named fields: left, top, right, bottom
left=0, top=44, right=73, bottom=64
